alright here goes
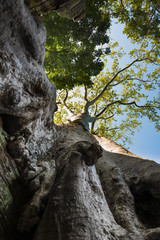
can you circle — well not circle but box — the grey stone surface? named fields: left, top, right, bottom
left=25, top=0, right=86, bottom=20
left=0, top=1, right=57, bottom=237
left=0, top=0, right=57, bottom=165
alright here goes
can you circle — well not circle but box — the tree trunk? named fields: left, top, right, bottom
left=0, top=1, right=160, bottom=240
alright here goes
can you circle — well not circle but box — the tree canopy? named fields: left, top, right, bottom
left=108, top=0, right=160, bottom=43
left=43, top=0, right=160, bottom=146
left=43, top=0, right=110, bottom=89
left=54, top=40, right=160, bottom=146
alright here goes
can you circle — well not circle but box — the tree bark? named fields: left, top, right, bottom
left=0, top=1, right=160, bottom=240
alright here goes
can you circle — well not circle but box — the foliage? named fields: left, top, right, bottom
left=42, top=0, right=110, bottom=89
left=108, top=0, right=160, bottom=43
left=44, top=0, right=160, bottom=146
left=55, top=42, right=160, bottom=146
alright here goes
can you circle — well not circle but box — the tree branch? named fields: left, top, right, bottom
left=156, top=8, right=160, bottom=14
left=57, top=90, right=75, bottom=117
left=97, top=113, right=115, bottom=120
left=90, top=104, right=98, bottom=133
left=84, top=85, right=88, bottom=102
left=105, top=126, right=120, bottom=131
left=64, top=89, right=69, bottom=103
left=88, top=58, right=146, bottom=106
left=91, top=121, right=96, bottom=133
left=96, top=99, right=158, bottom=118
left=94, top=126, right=120, bottom=135
left=120, top=0, right=126, bottom=12
left=109, top=76, right=152, bottom=87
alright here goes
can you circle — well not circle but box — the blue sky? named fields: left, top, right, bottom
left=109, top=21, right=160, bottom=164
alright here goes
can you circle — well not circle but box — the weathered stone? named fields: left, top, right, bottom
left=0, top=0, right=57, bottom=160
left=0, top=117, right=23, bottom=239
left=25, top=0, right=86, bottom=20
left=0, top=0, right=57, bottom=238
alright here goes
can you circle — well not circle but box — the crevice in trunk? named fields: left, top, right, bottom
left=131, top=188, right=160, bottom=228
left=1, top=114, right=22, bottom=136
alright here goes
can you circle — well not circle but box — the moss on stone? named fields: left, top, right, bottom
left=0, top=117, right=6, bottom=148
left=0, top=186, right=13, bottom=210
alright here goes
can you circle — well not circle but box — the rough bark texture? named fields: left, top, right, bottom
left=0, top=1, right=160, bottom=240
left=24, top=0, right=86, bottom=20
left=0, top=1, right=56, bottom=238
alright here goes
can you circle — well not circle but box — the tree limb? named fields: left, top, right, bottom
left=91, top=121, right=96, bottom=133
left=96, top=99, right=158, bottom=118
left=88, top=58, right=146, bottom=106
left=109, top=76, right=152, bottom=87
left=91, top=104, right=98, bottom=133
left=57, top=90, right=75, bottom=117
left=64, top=89, right=69, bottom=103
left=105, top=126, right=120, bottom=131
left=156, top=8, right=160, bottom=14
left=84, top=85, right=88, bottom=102
left=97, top=113, right=115, bottom=120
left=120, top=0, right=126, bottom=12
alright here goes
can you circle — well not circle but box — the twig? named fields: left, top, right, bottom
left=96, top=99, right=158, bottom=118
